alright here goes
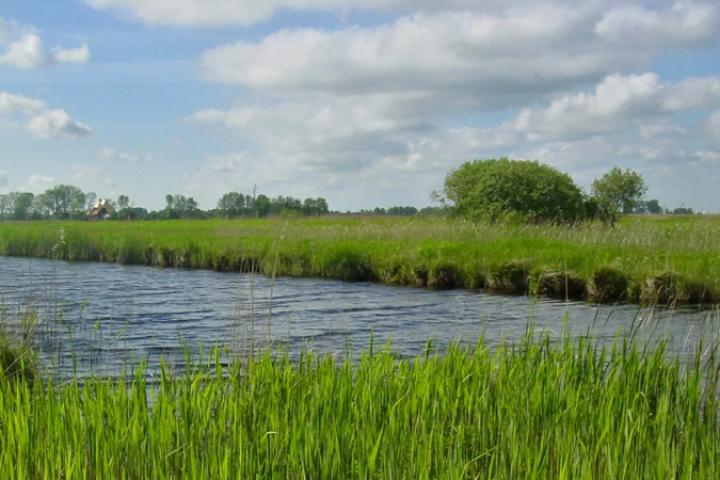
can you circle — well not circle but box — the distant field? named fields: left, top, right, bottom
left=1, top=215, right=719, bottom=306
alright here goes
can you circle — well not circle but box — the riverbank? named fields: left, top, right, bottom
left=1, top=215, right=719, bottom=306
left=2, top=332, right=718, bottom=478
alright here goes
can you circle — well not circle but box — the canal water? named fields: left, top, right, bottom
left=1, top=256, right=717, bottom=379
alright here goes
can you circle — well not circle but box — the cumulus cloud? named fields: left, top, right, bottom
left=27, top=110, right=92, bottom=139
left=511, top=74, right=720, bottom=141
left=0, top=17, right=90, bottom=69
left=0, top=91, right=92, bottom=139
left=198, top=3, right=719, bottom=123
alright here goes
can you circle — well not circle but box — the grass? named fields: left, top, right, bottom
left=0, top=331, right=718, bottom=478
left=1, top=214, right=720, bottom=306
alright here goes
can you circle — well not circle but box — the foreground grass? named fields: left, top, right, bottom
left=1, top=333, right=719, bottom=478
left=1, top=215, right=719, bottom=306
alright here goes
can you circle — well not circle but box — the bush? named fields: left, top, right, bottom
left=444, top=158, right=586, bottom=223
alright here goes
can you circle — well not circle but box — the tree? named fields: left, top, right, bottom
left=218, top=192, right=245, bottom=218
left=254, top=194, right=271, bottom=217
left=0, top=194, right=10, bottom=220
left=39, top=185, right=86, bottom=219
left=13, top=193, right=34, bottom=220
left=444, top=158, right=585, bottom=223
left=117, top=194, right=130, bottom=209
left=591, top=167, right=647, bottom=223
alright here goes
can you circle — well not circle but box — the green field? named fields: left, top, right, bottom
left=1, top=215, right=719, bottom=306
left=2, top=333, right=719, bottom=478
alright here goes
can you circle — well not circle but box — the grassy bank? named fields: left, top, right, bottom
left=1, top=215, right=719, bottom=306
left=1, top=333, right=718, bottom=478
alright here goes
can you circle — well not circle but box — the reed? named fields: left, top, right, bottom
left=1, top=214, right=719, bottom=306
left=1, top=331, right=718, bottom=478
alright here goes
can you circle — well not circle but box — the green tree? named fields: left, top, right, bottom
left=591, top=167, right=647, bottom=223
left=0, top=194, right=10, bottom=220
left=218, top=192, right=245, bottom=218
left=117, top=195, right=130, bottom=209
left=645, top=199, right=662, bottom=214
left=39, top=185, right=86, bottom=219
left=254, top=194, right=271, bottom=217
left=13, top=192, right=34, bottom=220
left=444, top=158, right=585, bottom=223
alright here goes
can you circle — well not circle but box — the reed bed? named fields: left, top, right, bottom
left=0, top=332, right=718, bottom=478
left=1, top=215, right=719, bottom=306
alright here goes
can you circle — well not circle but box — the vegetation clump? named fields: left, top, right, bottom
left=535, top=270, right=587, bottom=300
left=588, top=267, right=630, bottom=303
left=427, top=263, right=461, bottom=290
left=487, top=261, right=531, bottom=294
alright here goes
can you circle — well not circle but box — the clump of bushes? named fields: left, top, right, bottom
left=444, top=159, right=586, bottom=223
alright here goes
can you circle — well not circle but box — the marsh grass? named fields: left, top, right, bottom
left=1, top=330, right=719, bottom=478
left=1, top=214, right=719, bottom=306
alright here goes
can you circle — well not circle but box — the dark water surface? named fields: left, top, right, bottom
left=1, top=256, right=718, bottom=379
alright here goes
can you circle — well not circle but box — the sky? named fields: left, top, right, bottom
left=1, top=0, right=719, bottom=212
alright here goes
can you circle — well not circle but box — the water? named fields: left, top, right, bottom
left=1, top=256, right=718, bottom=379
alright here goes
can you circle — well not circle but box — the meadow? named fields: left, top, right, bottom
left=2, top=331, right=719, bottom=478
left=1, top=214, right=719, bottom=306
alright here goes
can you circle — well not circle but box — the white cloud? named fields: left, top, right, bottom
left=512, top=74, right=720, bottom=142
left=0, top=91, right=92, bottom=139
left=26, top=110, right=92, bottom=139
left=198, top=3, right=719, bottom=123
left=0, top=17, right=90, bottom=69
left=0, top=33, right=46, bottom=69
left=50, top=44, right=91, bottom=64
left=0, top=91, right=46, bottom=116
left=595, top=2, right=719, bottom=48
left=83, top=0, right=717, bottom=33
left=100, top=147, right=151, bottom=163
left=201, top=9, right=625, bottom=97
left=0, top=170, right=7, bottom=188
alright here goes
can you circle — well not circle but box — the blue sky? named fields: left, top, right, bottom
left=1, top=0, right=719, bottom=211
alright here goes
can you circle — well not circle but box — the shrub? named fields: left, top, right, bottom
left=444, top=158, right=585, bottom=223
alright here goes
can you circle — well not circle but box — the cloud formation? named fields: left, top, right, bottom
left=0, top=91, right=92, bottom=139
left=0, top=17, right=90, bottom=69
left=188, top=72, right=720, bottom=208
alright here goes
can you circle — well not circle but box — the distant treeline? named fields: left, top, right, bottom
left=0, top=185, right=442, bottom=221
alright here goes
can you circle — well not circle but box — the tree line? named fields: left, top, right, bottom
left=0, top=186, right=331, bottom=221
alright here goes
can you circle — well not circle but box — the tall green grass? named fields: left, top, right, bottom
left=1, top=215, right=719, bottom=306
left=1, top=333, right=718, bottom=478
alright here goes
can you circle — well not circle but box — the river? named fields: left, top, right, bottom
left=1, top=256, right=717, bottom=379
